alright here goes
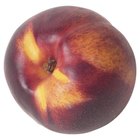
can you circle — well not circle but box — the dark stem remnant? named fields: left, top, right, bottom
left=43, top=59, right=57, bottom=73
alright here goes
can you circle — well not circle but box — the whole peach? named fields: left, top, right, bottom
left=4, top=6, right=136, bottom=134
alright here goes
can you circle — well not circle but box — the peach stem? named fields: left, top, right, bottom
left=43, top=59, right=57, bottom=73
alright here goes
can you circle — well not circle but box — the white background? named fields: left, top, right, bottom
left=0, top=0, right=140, bottom=139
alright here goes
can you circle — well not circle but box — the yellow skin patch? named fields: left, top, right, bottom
left=35, top=73, right=90, bottom=117
left=17, top=24, right=43, bottom=64
left=52, top=68, right=70, bottom=83
left=35, top=69, right=70, bottom=113
left=35, top=81, right=48, bottom=113
left=68, top=25, right=135, bottom=86
left=69, top=29, right=124, bottom=71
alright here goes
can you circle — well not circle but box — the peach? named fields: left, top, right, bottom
left=4, top=6, right=136, bottom=133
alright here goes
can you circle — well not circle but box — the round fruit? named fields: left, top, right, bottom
left=4, top=6, right=136, bottom=134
